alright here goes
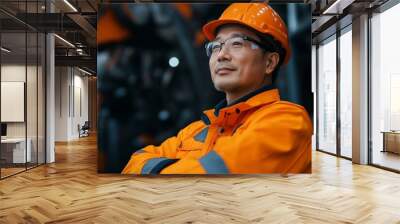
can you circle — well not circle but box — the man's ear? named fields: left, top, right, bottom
left=264, top=52, right=280, bottom=75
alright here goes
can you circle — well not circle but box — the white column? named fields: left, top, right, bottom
left=46, top=1, right=55, bottom=163
left=352, top=14, right=369, bottom=164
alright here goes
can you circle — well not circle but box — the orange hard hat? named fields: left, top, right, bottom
left=98, top=10, right=131, bottom=45
left=202, top=3, right=291, bottom=64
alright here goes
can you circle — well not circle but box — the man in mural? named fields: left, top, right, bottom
left=122, top=3, right=312, bottom=174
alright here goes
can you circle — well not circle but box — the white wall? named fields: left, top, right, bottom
left=1, top=82, right=25, bottom=122
left=55, top=67, right=89, bottom=141
left=55, top=67, right=69, bottom=141
left=1, top=65, right=26, bottom=140
left=1, top=64, right=26, bottom=81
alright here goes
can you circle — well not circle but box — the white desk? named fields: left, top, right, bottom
left=1, top=138, right=31, bottom=163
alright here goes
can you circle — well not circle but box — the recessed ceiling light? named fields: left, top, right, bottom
left=63, top=0, right=78, bottom=12
left=54, top=34, right=75, bottom=48
left=78, top=67, right=92, bottom=76
left=1, top=47, right=11, bottom=53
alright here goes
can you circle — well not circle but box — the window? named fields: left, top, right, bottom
left=317, top=35, right=337, bottom=154
left=371, top=2, right=400, bottom=171
left=339, top=28, right=352, bottom=158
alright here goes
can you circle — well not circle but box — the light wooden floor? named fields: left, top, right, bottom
left=1, top=135, right=400, bottom=224
left=1, top=167, right=26, bottom=178
left=1, top=163, right=44, bottom=178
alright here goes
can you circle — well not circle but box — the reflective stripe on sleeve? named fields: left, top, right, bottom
left=194, top=127, right=209, bottom=143
left=199, top=150, right=229, bottom=174
left=141, top=157, right=178, bottom=174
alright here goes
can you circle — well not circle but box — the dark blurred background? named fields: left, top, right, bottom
left=97, top=3, right=312, bottom=173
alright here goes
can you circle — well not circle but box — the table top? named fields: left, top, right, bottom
left=381, top=131, right=400, bottom=134
left=1, top=138, right=29, bottom=143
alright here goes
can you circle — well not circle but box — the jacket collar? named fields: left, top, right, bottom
left=201, top=84, right=280, bottom=125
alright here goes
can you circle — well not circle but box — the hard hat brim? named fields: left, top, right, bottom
left=202, top=19, right=259, bottom=41
left=202, top=18, right=291, bottom=65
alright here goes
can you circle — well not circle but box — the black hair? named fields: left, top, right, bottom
left=256, top=33, right=286, bottom=83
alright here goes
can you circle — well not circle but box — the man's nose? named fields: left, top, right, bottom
left=217, top=45, right=231, bottom=62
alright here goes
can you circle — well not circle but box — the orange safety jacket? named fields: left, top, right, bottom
left=122, top=85, right=312, bottom=174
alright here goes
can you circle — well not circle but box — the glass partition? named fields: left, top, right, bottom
left=0, top=0, right=46, bottom=179
left=1, top=30, right=28, bottom=177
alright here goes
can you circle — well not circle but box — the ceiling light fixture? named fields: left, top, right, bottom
left=1, top=47, right=11, bottom=53
left=54, top=34, right=75, bottom=48
left=322, top=0, right=342, bottom=14
left=63, top=0, right=78, bottom=12
left=322, top=0, right=355, bottom=15
left=78, top=67, right=92, bottom=76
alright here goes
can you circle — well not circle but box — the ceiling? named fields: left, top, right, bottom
left=0, top=0, right=97, bottom=73
left=0, top=0, right=395, bottom=75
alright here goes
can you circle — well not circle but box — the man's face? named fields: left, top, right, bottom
left=209, top=25, right=269, bottom=96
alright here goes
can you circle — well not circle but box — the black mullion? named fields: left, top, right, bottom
left=44, top=33, right=47, bottom=164
left=337, top=34, right=340, bottom=156
left=44, top=0, right=47, bottom=164
left=36, top=0, right=39, bottom=168
left=367, top=12, right=373, bottom=166
left=73, top=68, right=75, bottom=118
left=25, top=0, right=28, bottom=171
left=316, top=44, right=319, bottom=151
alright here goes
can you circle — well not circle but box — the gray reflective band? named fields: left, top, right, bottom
left=194, top=127, right=209, bottom=143
left=141, top=157, right=176, bottom=174
left=199, top=150, right=229, bottom=174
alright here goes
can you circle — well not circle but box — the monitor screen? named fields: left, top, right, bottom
left=1, top=123, right=7, bottom=137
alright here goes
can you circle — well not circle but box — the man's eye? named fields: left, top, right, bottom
left=212, top=44, right=221, bottom=51
left=231, top=41, right=243, bottom=47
